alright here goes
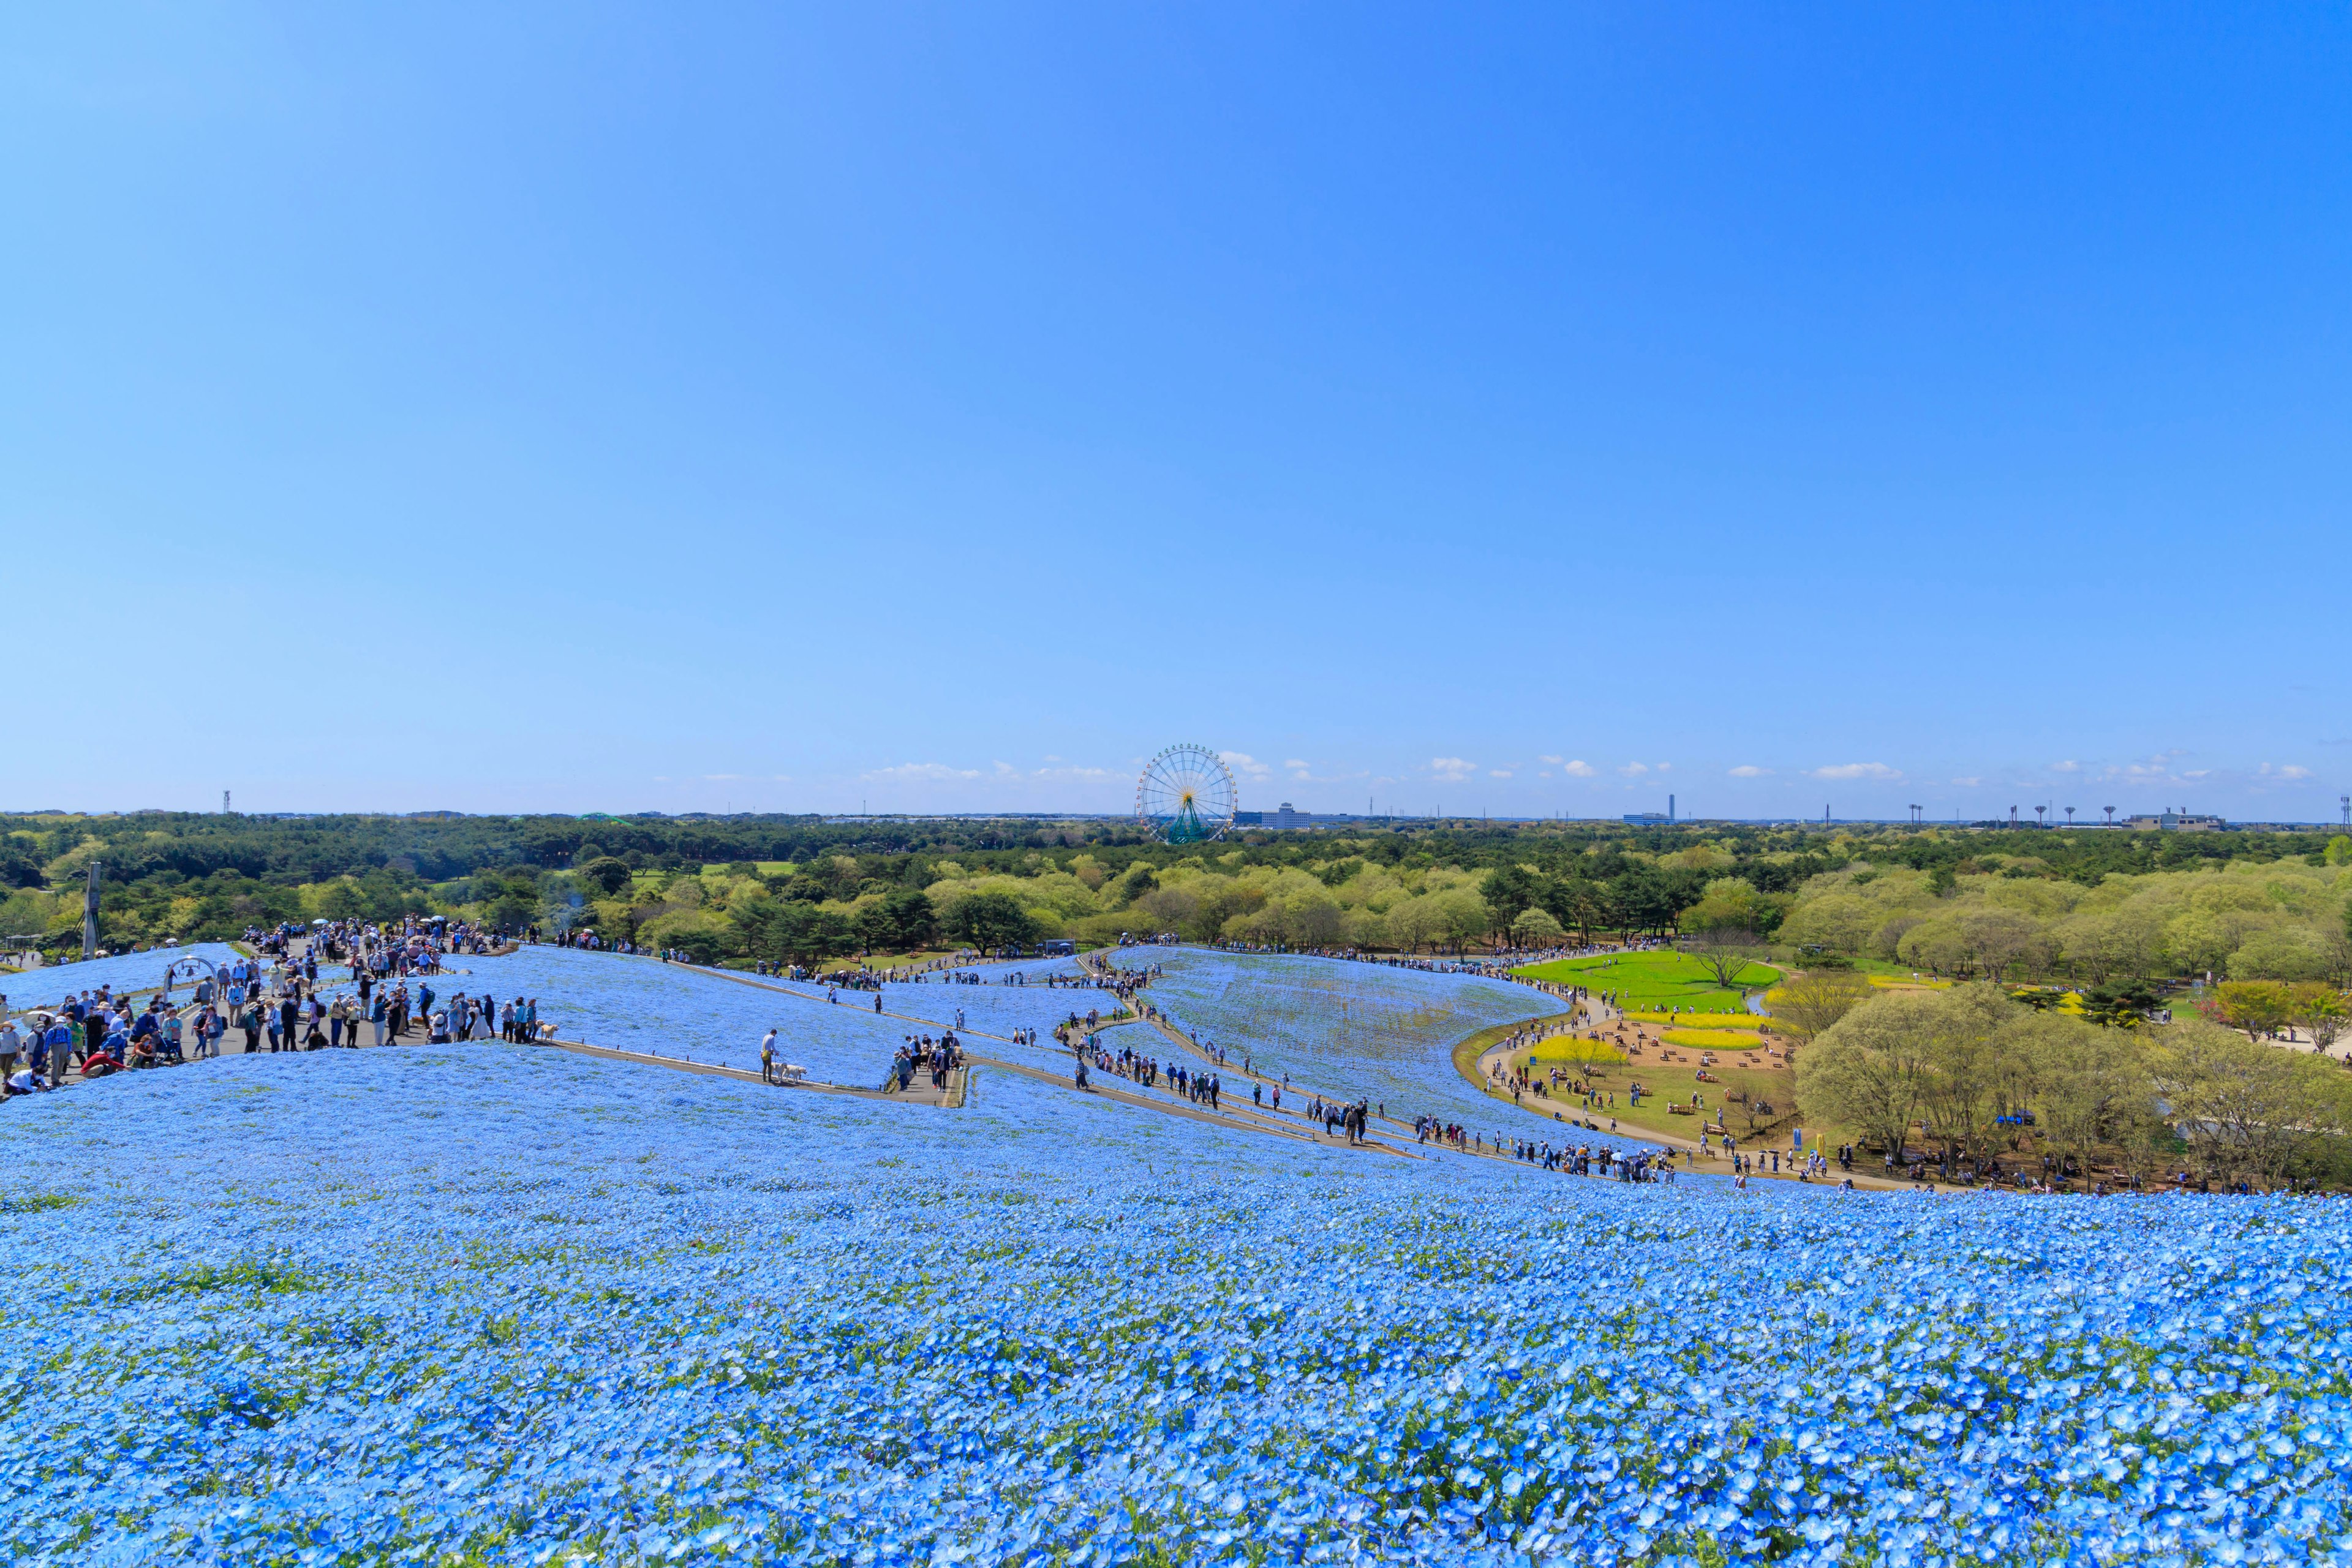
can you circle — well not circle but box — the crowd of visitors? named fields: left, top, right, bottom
left=0, top=918, right=556, bottom=1095
left=885, top=1032, right=962, bottom=1093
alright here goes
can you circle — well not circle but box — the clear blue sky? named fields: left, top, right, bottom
left=7, top=5, right=2347, bottom=822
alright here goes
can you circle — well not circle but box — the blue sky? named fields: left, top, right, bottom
left=6, top=4, right=2347, bottom=823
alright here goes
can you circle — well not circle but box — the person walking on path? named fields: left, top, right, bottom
left=760, top=1028, right=778, bottom=1084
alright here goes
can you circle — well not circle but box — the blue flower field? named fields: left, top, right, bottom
left=6, top=943, right=248, bottom=1008
left=2, top=949, right=2349, bottom=1566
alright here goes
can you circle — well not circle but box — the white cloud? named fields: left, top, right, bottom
left=863, top=762, right=981, bottom=782
left=1490, top=769, right=1513, bottom=778
left=1429, top=756, right=1477, bottom=781
left=1539, top=771, right=1553, bottom=778
left=1283, top=758, right=1309, bottom=770
left=1810, top=762, right=1903, bottom=782
left=1561, top=760, right=1596, bottom=778
left=1539, top=755, right=1564, bottom=765
left=1727, top=765, right=1771, bottom=778
left=1657, top=762, right=1673, bottom=772
left=1618, top=762, right=1649, bottom=777
left=703, top=773, right=744, bottom=781
left=2262, top=763, right=2314, bottom=780
left=1951, top=776, right=1981, bottom=788
left=1221, top=751, right=1273, bottom=778
left=2051, top=760, right=2081, bottom=773
left=2183, top=769, right=2211, bottom=780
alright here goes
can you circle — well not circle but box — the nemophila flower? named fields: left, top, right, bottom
left=1, top=958, right=2350, bottom=1564
left=4, top=942, right=246, bottom=1008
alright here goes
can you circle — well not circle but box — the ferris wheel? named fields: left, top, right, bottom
left=1135, top=744, right=1238, bottom=844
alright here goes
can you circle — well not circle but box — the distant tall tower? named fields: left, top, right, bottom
left=223, top=789, right=231, bottom=814
left=1668, top=793, right=1675, bottom=823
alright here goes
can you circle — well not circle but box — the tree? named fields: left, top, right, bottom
left=1911, top=984, right=2025, bottom=1160
left=1538, top=877, right=1605, bottom=944
left=1795, top=990, right=1939, bottom=1158
left=946, top=890, right=1039, bottom=952
left=1510, top=906, right=1566, bottom=950
left=2153, top=1019, right=2349, bottom=1186
left=1609, top=867, right=1681, bottom=937
left=2214, top=980, right=2294, bottom=1041
left=582, top=856, right=634, bottom=896
left=1686, top=926, right=1763, bottom=990
left=1289, top=892, right=1345, bottom=948
left=2227, top=929, right=2330, bottom=982
left=2023, top=1012, right=2151, bottom=1180
left=2286, top=982, right=2348, bottom=1055
left=1188, top=881, right=1267, bottom=943
left=850, top=900, right=896, bottom=953
left=881, top=888, right=937, bottom=950
left=2079, top=978, right=2161, bottom=1028
left=1431, top=890, right=1492, bottom=953
left=1682, top=876, right=1787, bottom=941
left=1385, top=897, right=1440, bottom=954
left=1134, top=885, right=1196, bottom=935
left=644, top=909, right=741, bottom=967
left=316, top=879, right=367, bottom=921
left=1770, top=968, right=1872, bottom=1043
left=1478, top=865, right=1545, bottom=927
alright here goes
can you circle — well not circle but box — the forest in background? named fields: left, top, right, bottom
left=1, top=811, right=2346, bottom=979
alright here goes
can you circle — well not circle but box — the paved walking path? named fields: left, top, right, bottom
left=680, top=960, right=1414, bottom=1156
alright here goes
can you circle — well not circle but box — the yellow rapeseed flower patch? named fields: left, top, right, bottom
left=1661, top=1028, right=1770, bottom=1049
left=1518, top=1042, right=1628, bottom=1071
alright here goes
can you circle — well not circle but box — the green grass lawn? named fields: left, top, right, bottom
left=1512, top=949, right=1781, bottom=1014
